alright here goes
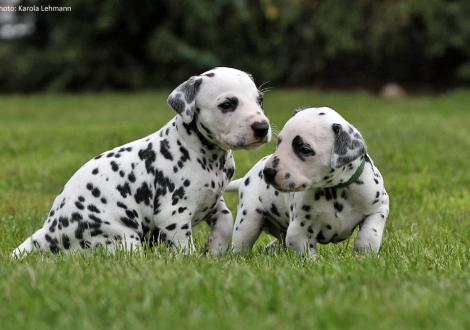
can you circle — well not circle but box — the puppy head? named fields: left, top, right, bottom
left=168, top=67, right=271, bottom=150
left=263, top=107, right=366, bottom=191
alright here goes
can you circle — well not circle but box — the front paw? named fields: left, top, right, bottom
left=354, top=240, right=380, bottom=255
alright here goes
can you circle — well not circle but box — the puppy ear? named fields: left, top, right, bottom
left=330, top=123, right=367, bottom=168
left=167, top=76, right=203, bottom=124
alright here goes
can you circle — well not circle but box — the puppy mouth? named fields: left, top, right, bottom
left=225, top=139, right=268, bottom=149
left=270, top=181, right=309, bottom=192
left=242, top=140, right=268, bottom=148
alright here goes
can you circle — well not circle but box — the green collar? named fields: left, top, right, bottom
left=333, top=158, right=366, bottom=189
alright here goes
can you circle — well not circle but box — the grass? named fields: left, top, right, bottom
left=0, top=90, right=469, bottom=330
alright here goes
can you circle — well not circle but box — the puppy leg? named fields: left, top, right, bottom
left=286, top=220, right=317, bottom=257
left=232, top=206, right=265, bottom=254
left=354, top=212, right=387, bottom=254
left=162, top=224, right=193, bottom=254
left=11, top=228, right=49, bottom=258
left=206, top=198, right=233, bottom=256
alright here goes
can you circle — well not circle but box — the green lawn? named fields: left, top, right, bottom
left=0, top=90, right=469, bottom=330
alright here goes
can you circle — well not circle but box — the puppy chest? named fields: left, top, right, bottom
left=301, top=198, right=364, bottom=236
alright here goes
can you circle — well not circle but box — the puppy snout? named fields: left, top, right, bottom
left=263, top=167, right=277, bottom=184
left=251, top=120, right=270, bottom=138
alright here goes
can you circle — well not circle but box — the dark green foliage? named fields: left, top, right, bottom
left=1, top=0, right=470, bottom=91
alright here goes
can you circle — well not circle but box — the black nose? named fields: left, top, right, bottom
left=263, top=167, right=277, bottom=184
left=251, top=121, right=269, bottom=138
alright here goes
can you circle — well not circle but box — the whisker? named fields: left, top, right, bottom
left=258, top=81, right=274, bottom=94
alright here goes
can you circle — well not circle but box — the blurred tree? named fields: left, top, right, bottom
left=0, top=0, right=469, bottom=91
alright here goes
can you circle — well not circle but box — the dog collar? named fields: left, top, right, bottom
left=333, top=158, right=366, bottom=189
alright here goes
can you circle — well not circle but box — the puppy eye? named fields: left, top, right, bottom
left=219, top=101, right=232, bottom=110
left=218, top=97, right=238, bottom=112
left=300, top=145, right=315, bottom=156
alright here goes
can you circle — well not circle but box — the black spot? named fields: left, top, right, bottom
left=166, top=223, right=177, bottom=231
left=244, top=177, right=250, bottom=186
left=49, top=219, right=58, bottom=232
left=225, top=167, right=235, bottom=179
left=110, top=161, right=119, bottom=172
left=75, top=222, right=89, bottom=240
left=116, top=182, right=132, bottom=198
left=62, top=235, right=70, bottom=249
left=106, top=152, right=115, bottom=158
left=71, top=213, right=81, bottom=223
left=125, top=209, right=137, bottom=219
left=302, top=205, right=311, bottom=212
left=134, top=182, right=152, bottom=206
left=91, top=187, right=101, bottom=198
left=120, top=217, right=138, bottom=229
left=183, top=179, right=191, bottom=187
left=160, top=139, right=173, bottom=161
left=117, top=201, right=127, bottom=209
left=86, top=183, right=93, bottom=190
left=75, top=201, right=84, bottom=210
left=317, top=231, right=326, bottom=242
left=89, top=214, right=102, bottom=223
left=171, top=187, right=185, bottom=205
left=138, top=143, right=156, bottom=174
left=87, top=204, right=100, bottom=213
left=128, top=172, right=136, bottom=183
left=333, top=202, right=343, bottom=212
left=92, top=168, right=99, bottom=175
left=101, top=197, right=107, bottom=204
left=270, top=203, right=280, bottom=217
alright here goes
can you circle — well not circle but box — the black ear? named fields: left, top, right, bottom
left=331, top=123, right=367, bottom=168
left=167, top=76, right=203, bottom=123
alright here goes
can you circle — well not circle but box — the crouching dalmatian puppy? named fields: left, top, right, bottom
left=228, top=107, right=389, bottom=256
left=12, top=67, right=271, bottom=258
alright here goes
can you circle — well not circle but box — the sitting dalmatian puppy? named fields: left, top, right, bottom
left=12, top=67, right=271, bottom=258
left=228, top=107, right=389, bottom=256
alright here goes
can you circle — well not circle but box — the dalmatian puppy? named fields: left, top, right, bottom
left=12, top=67, right=271, bottom=258
left=229, top=107, right=389, bottom=256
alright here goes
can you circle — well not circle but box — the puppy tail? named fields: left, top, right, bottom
left=11, top=228, right=44, bottom=259
left=225, top=178, right=243, bottom=192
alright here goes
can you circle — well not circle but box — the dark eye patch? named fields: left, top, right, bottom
left=292, top=135, right=316, bottom=161
left=218, top=97, right=238, bottom=113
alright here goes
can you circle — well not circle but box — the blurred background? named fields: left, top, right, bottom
left=0, top=0, right=469, bottom=93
